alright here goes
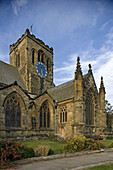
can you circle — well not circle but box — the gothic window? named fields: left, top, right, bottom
left=86, top=92, right=94, bottom=125
left=16, top=52, right=20, bottom=68
left=38, top=50, right=44, bottom=64
left=5, top=93, right=21, bottom=128
left=32, top=49, right=35, bottom=65
left=60, top=106, right=67, bottom=123
left=31, top=117, right=36, bottom=129
left=41, top=54, right=44, bottom=63
left=38, top=51, right=40, bottom=62
left=47, top=59, right=49, bottom=71
left=40, top=101, right=50, bottom=128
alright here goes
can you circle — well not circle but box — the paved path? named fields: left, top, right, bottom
left=13, top=151, right=113, bottom=170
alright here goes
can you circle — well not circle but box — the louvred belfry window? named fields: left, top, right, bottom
left=5, top=93, right=21, bottom=128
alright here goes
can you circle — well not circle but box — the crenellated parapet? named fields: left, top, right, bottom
left=10, top=29, right=53, bottom=54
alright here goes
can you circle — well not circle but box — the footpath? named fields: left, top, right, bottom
left=11, top=148, right=113, bottom=170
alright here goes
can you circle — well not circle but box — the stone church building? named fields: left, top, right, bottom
left=0, top=29, right=107, bottom=138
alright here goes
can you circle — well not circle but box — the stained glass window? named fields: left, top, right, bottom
left=40, top=101, right=50, bottom=128
left=5, top=93, right=21, bottom=128
left=86, top=92, right=94, bottom=125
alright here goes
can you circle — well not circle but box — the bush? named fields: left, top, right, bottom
left=0, top=140, right=23, bottom=168
left=85, top=139, right=100, bottom=150
left=34, top=145, right=54, bottom=156
left=110, top=141, right=113, bottom=148
left=64, top=137, right=86, bottom=153
left=22, top=146, right=35, bottom=158
left=64, top=137, right=103, bottom=153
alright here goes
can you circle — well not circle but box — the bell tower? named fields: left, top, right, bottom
left=10, top=29, right=54, bottom=94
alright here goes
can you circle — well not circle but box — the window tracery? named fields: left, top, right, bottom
left=38, top=50, right=44, bottom=64
left=40, top=101, right=50, bottom=128
left=60, top=106, right=67, bottom=123
left=85, top=91, right=94, bottom=125
left=5, top=93, right=21, bottom=128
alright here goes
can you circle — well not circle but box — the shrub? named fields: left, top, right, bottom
left=22, top=146, right=35, bottom=158
left=0, top=140, right=23, bottom=168
left=64, top=137, right=102, bottom=153
left=110, top=141, right=113, bottom=148
left=85, top=139, right=100, bottom=150
left=64, top=137, right=86, bottom=153
left=34, top=145, right=53, bottom=156
left=97, top=141, right=105, bottom=149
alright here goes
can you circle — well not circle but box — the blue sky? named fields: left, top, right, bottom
left=0, top=0, right=113, bottom=105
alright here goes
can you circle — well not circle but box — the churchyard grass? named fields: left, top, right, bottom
left=20, top=139, right=113, bottom=155
left=100, top=139, right=113, bottom=148
left=20, top=140, right=65, bottom=154
left=83, top=163, right=113, bottom=170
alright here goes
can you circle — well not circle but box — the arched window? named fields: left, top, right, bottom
left=16, top=52, right=20, bottom=68
left=47, top=59, right=49, bottom=71
left=40, top=101, right=50, bottom=128
left=37, top=50, right=44, bottom=64
left=5, top=93, right=22, bottom=128
left=32, top=49, right=35, bottom=65
left=38, top=51, right=40, bottom=62
left=60, top=106, right=67, bottom=123
left=85, top=91, right=94, bottom=125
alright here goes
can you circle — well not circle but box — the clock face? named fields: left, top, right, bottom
left=35, top=62, right=47, bottom=78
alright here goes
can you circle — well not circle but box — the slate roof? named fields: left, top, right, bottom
left=0, top=60, right=26, bottom=90
left=47, top=80, right=74, bottom=102
left=47, top=73, right=93, bottom=103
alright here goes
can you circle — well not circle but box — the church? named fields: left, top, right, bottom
left=0, top=29, right=107, bottom=139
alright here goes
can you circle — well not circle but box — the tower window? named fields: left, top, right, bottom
left=47, top=59, right=49, bottom=71
left=41, top=54, right=44, bottom=63
left=38, top=51, right=40, bottom=62
left=16, top=52, right=20, bottom=68
left=32, top=50, right=35, bottom=65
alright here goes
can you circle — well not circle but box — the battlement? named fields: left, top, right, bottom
left=10, top=28, right=53, bottom=54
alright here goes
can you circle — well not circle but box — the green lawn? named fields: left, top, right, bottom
left=100, top=140, right=113, bottom=148
left=20, top=140, right=65, bottom=154
left=83, top=163, right=113, bottom=170
left=20, top=139, right=113, bottom=155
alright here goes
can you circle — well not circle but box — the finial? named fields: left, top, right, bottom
left=77, top=56, right=80, bottom=63
left=101, top=76, right=103, bottom=82
left=88, top=64, right=92, bottom=73
left=77, top=56, right=81, bottom=69
left=99, top=76, right=105, bottom=93
left=30, top=24, right=33, bottom=35
left=89, top=64, right=91, bottom=69
left=25, top=28, right=30, bottom=34
left=75, top=56, right=82, bottom=79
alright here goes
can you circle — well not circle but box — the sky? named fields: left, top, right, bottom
left=0, top=0, right=113, bottom=105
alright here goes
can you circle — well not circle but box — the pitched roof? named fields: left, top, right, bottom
left=0, top=60, right=26, bottom=90
left=47, top=80, right=74, bottom=102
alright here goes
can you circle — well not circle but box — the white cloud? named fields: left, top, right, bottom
left=11, top=0, right=28, bottom=15
left=54, top=28, right=113, bottom=105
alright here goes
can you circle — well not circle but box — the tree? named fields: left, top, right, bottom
left=105, top=100, right=113, bottom=132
